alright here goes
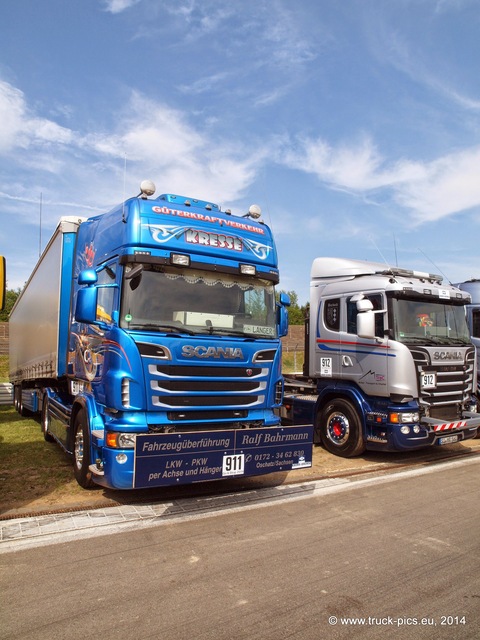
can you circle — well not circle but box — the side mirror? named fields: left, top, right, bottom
left=75, top=287, right=98, bottom=324
left=78, top=269, right=98, bottom=286
left=278, top=305, right=289, bottom=337
left=276, top=292, right=290, bottom=337
left=279, top=292, right=291, bottom=307
left=356, top=298, right=373, bottom=312
left=357, top=310, right=375, bottom=339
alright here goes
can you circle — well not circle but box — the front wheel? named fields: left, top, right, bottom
left=73, top=411, right=94, bottom=488
left=317, top=398, right=366, bottom=457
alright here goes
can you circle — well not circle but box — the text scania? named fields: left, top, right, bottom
left=182, top=345, right=244, bottom=359
left=433, top=351, right=462, bottom=360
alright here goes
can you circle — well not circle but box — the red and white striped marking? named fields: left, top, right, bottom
left=433, top=421, right=467, bottom=432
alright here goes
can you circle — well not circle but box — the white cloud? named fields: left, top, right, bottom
left=102, top=0, right=141, bottom=14
left=82, top=91, right=257, bottom=203
left=177, top=72, right=230, bottom=95
left=0, top=80, right=74, bottom=154
left=0, top=81, right=265, bottom=218
left=396, top=147, right=480, bottom=222
left=282, top=136, right=426, bottom=192
left=281, top=134, right=480, bottom=224
left=0, top=81, right=25, bottom=152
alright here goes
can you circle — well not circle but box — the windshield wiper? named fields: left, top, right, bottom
left=128, top=323, right=196, bottom=335
left=433, top=337, right=470, bottom=345
left=201, top=327, right=273, bottom=338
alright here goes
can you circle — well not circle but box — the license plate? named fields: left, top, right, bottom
left=421, top=372, right=436, bottom=389
left=438, top=434, right=459, bottom=445
left=222, top=453, right=245, bottom=477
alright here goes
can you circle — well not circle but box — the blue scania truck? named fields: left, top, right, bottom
left=9, top=182, right=312, bottom=489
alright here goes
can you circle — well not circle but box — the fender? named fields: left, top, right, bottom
left=69, top=392, right=105, bottom=452
left=315, top=380, right=371, bottom=428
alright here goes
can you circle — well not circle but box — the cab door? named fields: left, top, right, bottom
left=341, top=293, right=389, bottom=395
left=313, top=296, right=343, bottom=381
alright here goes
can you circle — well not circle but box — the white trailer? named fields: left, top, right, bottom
left=455, top=279, right=480, bottom=397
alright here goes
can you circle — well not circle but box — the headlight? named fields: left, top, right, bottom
left=390, top=412, right=420, bottom=424
left=106, top=432, right=136, bottom=448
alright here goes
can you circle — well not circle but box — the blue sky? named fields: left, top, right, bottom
left=1, top=0, right=479, bottom=304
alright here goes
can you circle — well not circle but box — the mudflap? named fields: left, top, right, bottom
left=133, top=425, right=314, bottom=489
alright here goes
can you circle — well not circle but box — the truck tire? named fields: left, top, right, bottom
left=13, top=386, right=20, bottom=412
left=317, top=398, right=366, bottom=457
left=41, top=396, right=55, bottom=443
left=17, top=387, right=30, bottom=417
left=73, top=411, right=94, bottom=489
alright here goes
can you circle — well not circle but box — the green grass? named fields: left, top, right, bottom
left=0, top=405, right=87, bottom=513
left=0, top=355, right=8, bottom=382
left=282, top=350, right=304, bottom=374
left=0, top=352, right=305, bottom=512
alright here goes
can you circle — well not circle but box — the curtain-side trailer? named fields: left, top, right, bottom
left=455, top=279, right=480, bottom=398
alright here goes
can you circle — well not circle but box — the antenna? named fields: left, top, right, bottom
left=122, top=153, right=127, bottom=222
left=39, top=192, right=43, bottom=257
left=417, top=248, right=452, bottom=284
left=371, top=237, right=395, bottom=278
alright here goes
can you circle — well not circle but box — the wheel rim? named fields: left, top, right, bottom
left=74, top=427, right=84, bottom=470
left=42, top=401, right=49, bottom=433
left=326, top=411, right=350, bottom=446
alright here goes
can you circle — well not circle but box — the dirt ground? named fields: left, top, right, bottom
left=2, top=438, right=479, bottom=520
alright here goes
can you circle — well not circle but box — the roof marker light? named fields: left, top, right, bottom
left=243, top=204, right=262, bottom=219
left=138, top=180, right=156, bottom=199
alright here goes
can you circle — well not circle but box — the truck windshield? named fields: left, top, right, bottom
left=120, top=264, right=277, bottom=338
left=390, top=297, right=471, bottom=345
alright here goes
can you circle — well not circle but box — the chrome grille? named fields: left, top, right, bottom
left=147, top=362, right=268, bottom=409
left=410, top=346, right=474, bottom=410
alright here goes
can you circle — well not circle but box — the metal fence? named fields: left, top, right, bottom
left=0, top=382, right=12, bottom=405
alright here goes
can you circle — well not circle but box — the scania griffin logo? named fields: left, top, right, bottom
left=182, top=345, right=244, bottom=359
left=433, top=351, right=462, bottom=361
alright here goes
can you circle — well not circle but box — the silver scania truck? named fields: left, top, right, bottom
left=282, top=258, right=480, bottom=457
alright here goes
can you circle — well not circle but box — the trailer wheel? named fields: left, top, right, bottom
left=13, top=386, right=20, bottom=412
left=73, top=411, right=94, bottom=489
left=17, top=387, right=30, bottom=417
left=317, top=399, right=366, bottom=457
left=41, top=396, right=55, bottom=443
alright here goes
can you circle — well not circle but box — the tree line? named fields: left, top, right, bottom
left=0, top=288, right=308, bottom=325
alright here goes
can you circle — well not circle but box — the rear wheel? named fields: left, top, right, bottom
left=40, top=396, right=55, bottom=443
left=317, top=398, right=366, bottom=457
left=73, top=411, right=94, bottom=488
left=13, top=385, right=20, bottom=412
left=17, top=387, right=30, bottom=417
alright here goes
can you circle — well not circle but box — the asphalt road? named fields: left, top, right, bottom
left=1, top=456, right=479, bottom=640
